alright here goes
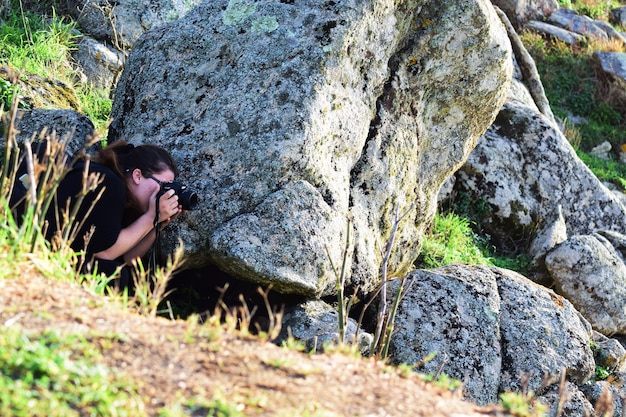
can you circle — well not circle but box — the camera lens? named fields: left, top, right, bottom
left=180, top=189, right=199, bottom=210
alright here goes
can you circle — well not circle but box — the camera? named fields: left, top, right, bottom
left=158, top=181, right=199, bottom=210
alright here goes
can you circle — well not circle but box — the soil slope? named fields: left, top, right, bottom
left=0, top=275, right=511, bottom=416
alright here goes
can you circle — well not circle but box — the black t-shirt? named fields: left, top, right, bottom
left=45, top=162, right=126, bottom=255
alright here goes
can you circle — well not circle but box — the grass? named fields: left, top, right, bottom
left=416, top=211, right=530, bottom=273
left=498, top=391, right=548, bottom=417
left=522, top=30, right=626, bottom=152
left=417, top=213, right=492, bottom=269
left=0, top=118, right=233, bottom=414
left=576, top=148, right=626, bottom=190
left=0, top=328, right=144, bottom=417
left=557, top=0, right=623, bottom=19
left=0, top=1, right=622, bottom=414
left=0, top=0, right=112, bottom=132
left=0, top=5, right=76, bottom=78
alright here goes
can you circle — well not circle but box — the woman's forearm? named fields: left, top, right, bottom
left=94, top=212, right=155, bottom=261
left=122, top=228, right=157, bottom=264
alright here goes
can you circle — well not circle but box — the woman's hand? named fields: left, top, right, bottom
left=156, top=188, right=181, bottom=225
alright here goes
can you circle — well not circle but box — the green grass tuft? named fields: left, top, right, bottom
left=576, top=149, right=626, bottom=190
left=417, top=212, right=531, bottom=273
left=0, top=328, right=144, bottom=417
left=417, top=212, right=493, bottom=269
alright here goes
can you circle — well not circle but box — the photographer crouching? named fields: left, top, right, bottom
left=43, top=140, right=197, bottom=289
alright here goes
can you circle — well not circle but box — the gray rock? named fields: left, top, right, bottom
left=596, top=230, right=626, bottom=263
left=385, top=265, right=594, bottom=405
left=72, top=36, right=125, bottom=90
left=276, top=299, right=372, bottom=355
left=545, top=234, right=626, bottom=336
left=64, top=0, right=203, bottom=50
left=453, top=79, right=626, bottom=256
left=610, top=7, right=626, bottom=29
left=109, top=0, right=512, bottom=296
left=538, top=381, right=595, bottom=417
left=525, top=20, right=585, bottom=45
left=0, top=68, right=80, bottom=111
left=8, top=109, right=97, bottom=156
left=527, top=203, right=567, bottom=285
left=593, top=19, right=626, bottom=45
left=496, top=267, right=594, bottom=394
left=491, top=0, right=558, bottom=27
left=593, top=52, right=626, bottom=110
left=548, top=8, right=609, bottom=42
left=579, top=380, right=625, bottom=417
left=590, top=141, right=613, bottom=160
left=386, top=265, right=502, bottom=405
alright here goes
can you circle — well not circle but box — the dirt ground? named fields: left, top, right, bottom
left=0, top=274, right=514, bottom=417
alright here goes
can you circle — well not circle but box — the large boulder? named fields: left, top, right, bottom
left=496, top=267, right=594, bottom=394
left=4, top=109, right=96, bottom=156
left=451, top=78, right=626, bottom=255
left=109, top=0, right=512, bottom=297
left=387, top=265, right=595, bottom=405
left=386, top=265, right=502, bottom=405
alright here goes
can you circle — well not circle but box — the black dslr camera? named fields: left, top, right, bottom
left=158, top=181, right=199, bottom=210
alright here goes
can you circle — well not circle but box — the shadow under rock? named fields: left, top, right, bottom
left=162, top=264, right=306, bottom=333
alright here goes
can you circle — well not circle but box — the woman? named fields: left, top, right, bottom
left=45, top=140, right=183, bottom=288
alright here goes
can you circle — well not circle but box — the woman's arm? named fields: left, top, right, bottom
left=122, top=206, right=183, bottom=264
left=95, top=189, right=180, bottom=262
left=93, top=211, right=155, bottom=261
left=122, top=227, right=157, bottom=264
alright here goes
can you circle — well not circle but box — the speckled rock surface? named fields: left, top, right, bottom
left=109, top=0, right=512, bottom=296
left=546, top=234, right=626, bottom=335
left=453, top=79, right=626, bottom=254
left=387, top=265, right=594, bottom=405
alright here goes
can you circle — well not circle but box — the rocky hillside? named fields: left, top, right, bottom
left=3, top=0, right=626, bottom=416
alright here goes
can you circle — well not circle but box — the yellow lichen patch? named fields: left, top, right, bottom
left=20, top=75, right=80, bottom=110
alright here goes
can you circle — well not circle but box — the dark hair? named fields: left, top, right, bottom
left=93, top=140, right=180, bottom=210
left=94, top=141, right=179, bottom=179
